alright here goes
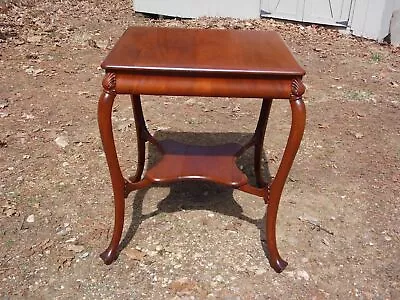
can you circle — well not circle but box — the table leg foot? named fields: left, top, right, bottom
left=100, top=248, right=119, bottom=265
left=99, top=191, right=124, bottom=265
left=269, top=257, right=288, bottom=273
left=265, top=201, right=288, bottom=273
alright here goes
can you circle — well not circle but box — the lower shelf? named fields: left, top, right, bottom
left=144, top=139, right=248, bottom=188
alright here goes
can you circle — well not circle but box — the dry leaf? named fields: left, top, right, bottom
left=57, top=256, right=74, bottom=270
left=224, top=221, right=242, bottom=232
left=354, top=132, right=364, bottom=139
left=66, top=244, right=85, bottom=253
left=169, top=277, right=198, bottom=294
left=125, top=248, right=146, bottom=261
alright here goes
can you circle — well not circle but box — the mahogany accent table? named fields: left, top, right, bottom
left=98, top=26, right=306, bottom=273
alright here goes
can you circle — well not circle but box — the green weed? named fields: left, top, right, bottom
left=346, top=90, right=373, bottom=101
left=371, top=52, right=382, bottom=63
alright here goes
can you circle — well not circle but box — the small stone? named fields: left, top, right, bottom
left=56, top=225, right=71, bottom=236
left=4, top=208, right=17, bottom=217
left=55, top=136, right=69, bottom=148
left=155, top=126, right=170, bottom=131
left=95, top=40, right=109, bottom=49
left=286, top=271, right=295, bottom=278
left=173, top=264, right=182, bottom=269
left=184, top=99, right=196, bottom=106
left=296, top=270, right=310, bottom=281
left=301, top=257, right=309, bottom=263
left=214, top=275, right=224, bottom=282
left=255, top=268, right=266, bottom=275
left=22, top=113, right=34, bottom=120
left=384, top=235, right=392, bottom=241
left=147, top=250, right=158, bottom=257
left=232, top=104, right=240, bottom=112
left=79, top=252, right=89, bottom=259
left=0, top=99, right=9, bottom=109
left=65, top=237, right=77, bottom=243
left=27, top=35, right=42, bottom=43
left=322, top=238, right=330, bottom=246
left=26, top=214, right=35, bottom=223
left=25, top=67, right=44, bottom=77
left=155, top=245, right=163, bottom=252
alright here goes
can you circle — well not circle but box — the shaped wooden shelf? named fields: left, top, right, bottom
left=145, top=139, right=248, bottom=187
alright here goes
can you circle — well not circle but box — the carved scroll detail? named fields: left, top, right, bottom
left=102, top=72, right=116, bottom=93
left=291, top=78, right=305, bottom=99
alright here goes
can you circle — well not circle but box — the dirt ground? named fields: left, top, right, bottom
left=1, top=1, right=399, bottom=299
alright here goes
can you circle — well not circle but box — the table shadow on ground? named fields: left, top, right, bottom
left=118, top=131, right=273, bottom=259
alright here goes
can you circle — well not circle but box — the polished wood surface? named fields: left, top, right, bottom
left=145, top=140, right=247, bottom=187
left=101, top=26, right=305, bottom=76
left=97, top=26, right=306, bottom=273
left=114, top=73, right=294, bottom=98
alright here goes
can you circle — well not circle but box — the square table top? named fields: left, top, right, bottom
left=101, top=26, right=305, bottom=77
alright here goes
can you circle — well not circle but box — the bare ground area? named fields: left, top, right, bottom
left=0, top=1, right=399, bottom=299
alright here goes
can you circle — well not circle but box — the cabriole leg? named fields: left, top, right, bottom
left=130, top=95, right=146, bottom=182
left=98, top=74, right=125, bottom=264
left=265, top=79, right=306, bottom=272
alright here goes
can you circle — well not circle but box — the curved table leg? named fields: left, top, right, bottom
left=265, top=83, right=306, bottom=272
left=254, top=98, right=272, bottom=187
left=130, top=95, right=146, bottom=183
left=98, top=88, right=125, bottom=265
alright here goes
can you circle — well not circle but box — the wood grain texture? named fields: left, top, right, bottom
left=101, top=26, right=305, bottom=76
left=145, top=139, right=247, bottom=187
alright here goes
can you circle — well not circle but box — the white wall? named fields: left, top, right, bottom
left=135, top=0, right=260, bottom=19
left=350, top=0, right=400, bottom=41
left=134, top=0, right=400, bottom=44
left=391, top=0, right=400, bottom=45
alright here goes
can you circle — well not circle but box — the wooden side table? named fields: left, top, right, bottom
left=98, top=26, right=306, bottom=273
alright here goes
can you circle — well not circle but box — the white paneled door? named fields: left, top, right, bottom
left=261, top=0, right=304, bottom=22
left=261, top=0, right=354, bottom=26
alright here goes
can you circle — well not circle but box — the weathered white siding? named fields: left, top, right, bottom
left=134, top=0, right=400, bottom=43
left=350, top=0, right=400, bottom=41
left=135, top=0, right=260, bottom=19
left=261, top=0, right=353, bottom=27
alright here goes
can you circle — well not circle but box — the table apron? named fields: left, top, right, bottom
left=113, top=73, right=294, bottom=99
